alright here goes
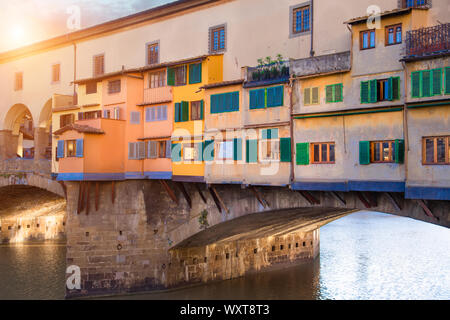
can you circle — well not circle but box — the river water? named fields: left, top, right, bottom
left=0, top=211, right=448, bottom=300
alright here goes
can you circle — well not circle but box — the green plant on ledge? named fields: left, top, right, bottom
left=198, top=209, right=209, bottom=230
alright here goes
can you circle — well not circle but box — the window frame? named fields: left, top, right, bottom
left=422, top=136, right=450, bottom=165
left=108, top=79, right=121, bottom=94
left=370, top=140, right=396, bottom=163
left=86, top=81, right=98, bottom=94
left=385, top=23, right=402, bottom=46
left=360, top=29, right=376, bottom=50
left=209, top=24, right=227, bottom=54
left=292, top=5, right=311, bottom=35
left=216, top=140, right=234, bottom=161
left=93, top=53, right=105, bottom=77
left=66, top=140, right=77, bottom=158
left=310, top=142, right=335, bottom=164
left=190, top=101, right=203, bottom=121
left=51, top=63, right=61, bottom=83
left=148, top=70, right=166, bottom=89
left=146, top=41, right=160, bottom=66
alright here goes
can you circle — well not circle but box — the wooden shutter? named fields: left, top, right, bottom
left=57, top=140, right=65, bottom=158
left=174, top=103, right=181, bottom=122
left=311, top=87, right=319, bottom=104
left=411, top=71, right=421, bottom=98
left=171, top=143, right=181, bottom=162
left=211, top=95, right=219, bottom=113
left=361, top=81, right=369, bottom=103
left=325, top=85, right=333, bottom=103
left=199, top=100, right=204, bottom=120
left=203, top=140, right=214, bottom=161
left=387, top=77, right=393, bottom=101
left=167, top=68, right=175, bottom=86
left=296, top=143, right=309, bottom=165
left=128, top=143, right=136, bottom=159
left=233, top=138, right=242, bottom=161
left=280, top=138, right=291, bottom=162
left=369, top=80, right=377, bottom=103
left=272, top=86, right=284, bottom=107
left=76, top=139, right=84, bottom=158
left=249, top=90, right=258, bottom=109
left=304, top=88, right=311, bottom=105
left=189, top=63, right=202, bottom=84
left=181, top=101, right=189, bottom=121
left=138, top=142, right=146, bottom=160
left=165, top=141, right=172, bottom=158
left=148, top=141, right=158, bottom=159
left=422, top=70, right=431, bottom=97
left=258, top=88, right=266, bottom=108
left=335, top=84, right=343, bottom=102
left=392, top=77, right=400, bottom=100
left=445, top=67, right=450, bottom=95
left=395, top=139, right=405, bottom=164
left=246, top=139, right=258, bottom=163
left=432, top=69, right=442, bottom=96
left=231, top=92, right=239, bottom=111
left=359, top=141, right=370, bottom=165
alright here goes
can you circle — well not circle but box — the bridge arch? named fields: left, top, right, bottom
left=0, top=172, right=65, bottom=198
left=2, top=103, right=34, bottom=159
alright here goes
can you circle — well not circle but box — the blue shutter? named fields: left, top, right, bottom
left=76, top=139, right=84, bottom=158
left=197, top=142, right=204, bottom=161
left=174, top=103, right=181, bottom=122
left=267, top=86, right=283, bottom=107
left=200, top=100, right=204, bottom=120
left=249, top=90, right=258, bottom=109
left=57, top=140, right=65, bottom=159
left=224, top=92, right=232, bottom=112
left=258, top=88, right=266, bottom=108
left=203, top=140, right=214, bottom=161
left=246, top=140, right=258, bottom=163
left=231, top=91, right=239, bottom=111
left=171, top=143, right=181, bottom=162
left=211, top=95, right=219, bottom=114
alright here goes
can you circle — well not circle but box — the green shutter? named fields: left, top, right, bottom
left=335, top=84, right=343, bottom=102
left=445, top=67, right=450, bottom=95
left=249, top=90, right=258, bottom=109
left=392, top=77, right=400, bottom=100
left=267, top=86, right=283, bottom=107
left=422, top=70, right=431, bottom=97
left=171, top=143, right=181, bottom=162
left=246, top=139, right=258, bottom=163
left=387, top=77, right=393, bottom=101
left=260, top=88, right=266, bottom=108
left=361, top=81, right=369, bottom=104
left=395, top=139, right=405, bottom=164
left=181, top=101, right=189, bottom=121
left=203, top=140, right=214, bottom=161
left=249, top=89, right=265, bottom=109
left=411, top=71, right=421, bottom=98
left=167, top=68, right=175, bottom=86
left=369, top=79, right=377, bottom=103
left=325, top=85, right=333, bottom=103
left=200, top=100, right=204, bottom=120
left=174, top=103, right=181, bottom=122
left=280, top=138, right=291, bottom=162
left=231, top=91, right=239, bottom=111
left=189, top=63, right=202, bottom=84
left=296, top=143, right=309, bottom=165
left=359, top=141, right=370, bottom=165
left=431, top=68, right=442, bottom=96
left=233, top=138, right=242, bottom=161
left=211, top=95, right=218, bottom=113
left=304, top=88, right=311, bottom=105
left=262, top=129, right=270, bottom=140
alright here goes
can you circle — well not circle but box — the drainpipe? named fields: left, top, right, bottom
left=289, top=66, right=295, bottom=185
left=310, top=0, right=315, bottom=57
left=401, top=60, right=409, bottom=186
left=73, top=43, right=77, bottom=104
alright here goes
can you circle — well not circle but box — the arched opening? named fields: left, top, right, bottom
left=3, top=104, right=34, bottom=159
left=36, top=99, right=53, bottom=160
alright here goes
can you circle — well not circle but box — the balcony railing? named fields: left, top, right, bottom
left=246, top=61, right=290, bottom=86
left=405, top=23, right=450, bottom=58
left=142, top=86, right=173, bottom=105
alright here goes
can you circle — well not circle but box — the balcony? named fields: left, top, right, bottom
left=404, top=23, right=450, bottom=60
left=141, top=86, right=173, bottom=106
left=290, top=51, right=351, bottom=78
left=244, top=61, right=290, bottom=88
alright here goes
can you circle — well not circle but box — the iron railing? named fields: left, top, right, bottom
left=405, top=23, right=450, bottom=57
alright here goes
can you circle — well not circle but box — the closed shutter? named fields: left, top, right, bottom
left=218, top=94, right=225, bottom=113
left=171, top=143, right=181, bottom=162
left=203, top=140, right=214, bottom=161
left=392, top=77, right=400, bottom=100
left=335, top=84, right=343, bottom=102
left=165, top=140, right=172, bottom=158
left=359, top=141, right=370, bottom=165
left=325, top=85, right=333, bottom=103
left=181, top=101, right=189, bottom=121
left=304, top=88, right=311, bottom=105
left=76, top=139, right=84, bottom=158
left=395, top=139, right=405, bottom=164
left=196, top=142, right=204, bottom=161
left=246, top=139, right=258, bottom=163
left=167, top=68, right=175, bottom=86
left=148, top=141, right=158, bottom=159
left=361, top=81, right=369, bottom=103
left=78, top=112, right=84, bottom=121
left=445, top=67, right=450, bottom=95
left=422, top=70, right=431, bottom=97
left=258, top=88, right=266, bottom=108
left=233, top=138, right=242, bottom=161
left=128, top=142, right=136, bottom=159
left=224, top=92, right=232, bottom=112
left=249, top=90, right=258, bottom=109
left=138, top=142, right=146, bottom=160
left=211, top=95, right=219, bottom=114
left=57, top=140, right=65, bottom=158
left=174, top=103, right=181, bottom=122
left=411, top=71, right=421, bottom=98
left=311, top=87, right=319, bottom=104
left=369, top=80, right=377, bottom=103
left=280, top=138, right=291, bottom=162
left=267, top=87, right=274, bottom=107
left=296, top=143, right=309, bottom=165
left=432, top=69, right=442, bottom=96
left=189, top=63, right=202, bottom=84
left=231, top=92, right=239, bottom=111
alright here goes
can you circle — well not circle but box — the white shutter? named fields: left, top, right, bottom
left=137, top=141, right=146, bottom=159
left=162, top=105, right=167, bottom=120
left=145, top=108, right=151, bottom=122
left=165, top=140, right=171, bottom=158
left=128, top=142, right=136, bottom=159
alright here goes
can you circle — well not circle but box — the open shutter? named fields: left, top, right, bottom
left=325, top=85, right=333, bottom=103
left=174, top=103, right=180, bottom=122
left=395, top=139, right=405, bottom=164
left=445, top=67, right=450, bottom=95
left=361, top=81, right=369, bottom=103
left=280, top=138, right=291, bottom=162
left=359, top=141, right=370, bottom=165
left=57, top=140, right=65, bottom=159
left=128, top=143, right=136, bottom=160
left=76, top=139, right=84, bottom=158
left=411, top=71, right=421, bottom=98
left=246, top=139, right=258, bottom=163
left=422, top=70, right=431, bottom=97
left=231, top=91, right=239, bottom=111
left=369, top=79, right=377, bottom=103
left=304, top=88, right=311, bottom=105
left=181, top=101, right=189, bottom=121
left=199, top=100, right=204, bottom=120
left=138, top=142, right=146, bottom=159
left=167, top=68, right=175, bottom=86
left=432, top=68, right=442, bottom=96
left=387, top=77, right=393, bottom=101
left=392, top=77, right=400, bottom=100
left=296, top=143, right=309, bottom=165
left=197, top=142, right=204, bottom=161
left=171, top=143, right=181, bottom=162
left=203, top=140, right=214, bottom=161
left=233, top=138, right=242, bottom=161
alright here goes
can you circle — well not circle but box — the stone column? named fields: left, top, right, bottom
left=0, top=130, right=18, bottom=161
left=34, top=127, right=50, bottom=161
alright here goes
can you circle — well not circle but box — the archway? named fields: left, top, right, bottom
left=3, top=104, right=34, bottom=159
left=36, top=99, right=53, bottom=160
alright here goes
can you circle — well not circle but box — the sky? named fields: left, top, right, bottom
left=0, top=0, right=176, bottom=52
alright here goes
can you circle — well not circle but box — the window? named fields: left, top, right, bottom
left=423, top=136, right=449, bottom=165
left=260, top=129, right=280, bottom=161
left=167, top=66, right=186, bottom=86
left=370, top=141, right=396, bottom=163
left=14, top=72, right=23, bottom=91
left=93, top=54, right=105, bottom=76
left=249, top=86, right=284, bottom=109
left=147, top=141, right=158, bottom=159
left=360, top=30, right=376, bottom=50
left=183, top=143, right=198, bottom=161
left=149, top=70, right=166, bottom=88
left=148, top=140, right=172, bottom=159
left=128, top=142, right=145, bottom=160
left=174, top=101, right=189, bottom=122
left=52, top=64, right=60, bottom=83
left=66, top=140, right=77, bottom=157
left=211, top=92, right=239, bottom=113
left=402, top=0, right=428, bottom=8
left=361, top=77, right=400, bottom=103
left=145, top=105, right=167, bottom=122
left=130, top=111, right=140, bottom=124
left=386, top=24, right=402, bottom=45
left=189, top=63, right=202, bottom=84
left=411, top=69, right=444, bottom=98
left=311, top=142, right=335, bottom=164
left=86, top=82, right=98, bottom=94
left=303, top=87, right=320, bottom=105
left=78, top=110, right=102, bottom=120
left=217, top=141, right=234, bottom=160
left=60, top=114, right=74, bottom=128
left=209, top=25, right=226, bottom=53
left=446, top=67, right=450, bottom=95
left=325, top=84, right=343, bottom=103
left=190, top=101, right=203, bottom=121
left=147, top=42, right=159, bottom=65
left=103, top=109, right=111, bottom=119
left=292, top=5, right=310, bottom=34
left=108, top=80, right=121, bottom=94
